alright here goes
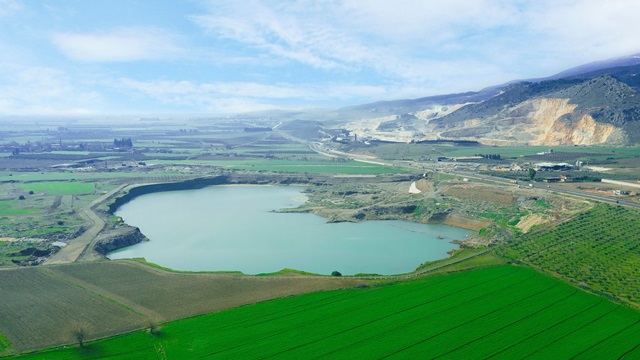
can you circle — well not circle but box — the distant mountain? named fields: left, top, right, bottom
left=428, top=74, right=640, bottom=145
left=546, top=53, right=640, bottom=80
left=332, top=54, right=640, bottom=145
left=334, top=89, right=500, bottom=118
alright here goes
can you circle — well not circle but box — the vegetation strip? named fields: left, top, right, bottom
left=498, top=204, right=640, bottom=307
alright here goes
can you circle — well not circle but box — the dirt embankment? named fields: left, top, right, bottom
left=436, top=213, right=492, bottom=231
left=444, top=185, right=516, bottom=206
left=93, top=226, right=147, bottom=256
left=107, top=175, right=233, bottom=213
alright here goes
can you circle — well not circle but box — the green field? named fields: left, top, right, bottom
left=13, top=265, right=640, bottom=359
left=18, top=182, right=94, bottom=195
left=0, top=171, right=194, bottom=182
left=0, top=201, right=40, bottom=216
left=498, top=204, right=640, bottom=306
left=148, top=159, right=406, bottom=174
left=354, top=143, right=640, bottom=162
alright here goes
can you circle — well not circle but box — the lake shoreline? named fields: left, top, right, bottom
left=109, top=185, right=471, bottom=275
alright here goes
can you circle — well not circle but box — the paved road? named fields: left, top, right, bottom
left=302, top=139, right=640, bottom=209
left=443, top=170, right=640, bottom=209
left=44, top=184, right=128, bottom=265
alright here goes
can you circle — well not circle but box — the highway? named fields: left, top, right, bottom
left=303, top=140, right=640, bottom=209
left=448, top=170, right=640, bottom=209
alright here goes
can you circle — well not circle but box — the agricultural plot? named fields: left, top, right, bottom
left=0, top=171, right=197, bottom=182
left=0, top=267, right=147, bottom=352
left=12, top=265, right=640, bottom=359
left=148, top=159, right=405, bottom=174
left=0, top=201, right=40, bottom=216
left=497, top=204, right=640, bottom=306
left=51, top=261, right=363, bottom=322
left=18, top=181, right=94, bottom=195
left=0, top=260, right=363, bottom=354
left=348, top=142, right=640, bottom=163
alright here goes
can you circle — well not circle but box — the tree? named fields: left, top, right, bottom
left=528, top=168, right=537, bottom=180
left=148, top=321, right=162, bottom=336
left=70, top=324, right=88, bottom=347
left=331, top=271, right=342, bottom=277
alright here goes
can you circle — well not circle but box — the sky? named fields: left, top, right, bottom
left=1, top=0, right=639, bottom=117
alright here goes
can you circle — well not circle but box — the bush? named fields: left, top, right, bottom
left=331, top=271, right=342, bottom=277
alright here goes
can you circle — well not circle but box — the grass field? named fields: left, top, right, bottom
left=147, top=159, right=406, bottom=174
left=354, top=143, right=640, bottom=162
left=0, top=201, right=40, bottom=216
left=18, top=182, right=94, bottom=195
left=0, top=171, right=195, bottom=182
left=497, top=204, right=640, bottom=307
left=10, top=265, right=640, bottom=359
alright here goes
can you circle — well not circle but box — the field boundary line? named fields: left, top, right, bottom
left=308, top=271, right=546, bottom=360
left=433, top=290, right=579, bottom=359
left=522, top=306, right=619, bottom=359
left=570, top=319, right=640, bottom=359
left=204, top=268, right=527, bottom=358
left=486, top=297, right=606, bottom=359
left=40, top=267, right=165, bottom=322
left=380, top=281, right=562, bottom=359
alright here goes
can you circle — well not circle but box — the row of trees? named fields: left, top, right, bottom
left=113, top=138, right=133, bottom=148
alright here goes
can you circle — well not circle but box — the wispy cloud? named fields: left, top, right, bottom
left=192, top=0, right=640, bottom=90
left=52, top=26, right=185, bottom=62
left=0, top=64, right=101, bottom=115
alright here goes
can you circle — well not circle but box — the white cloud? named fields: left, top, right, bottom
left=192, top=0, right=640, bottom=90
left=525, top=0, right=640, bottom=62
left=0, top=64, right=102, bottom=115
left=52, top=27, right=185, bottom=62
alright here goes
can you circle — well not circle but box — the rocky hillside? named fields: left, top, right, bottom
left=427, top=74, right=640, bottom=145
left=343, top=64, right=640, bottom=145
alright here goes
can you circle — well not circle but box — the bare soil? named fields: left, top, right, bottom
left=0, top=260, right=366, bottom=353
left=444, top=184, right=516, bottom=206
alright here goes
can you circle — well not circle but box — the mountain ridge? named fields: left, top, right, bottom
left=334, top=55, right=640, bottom=145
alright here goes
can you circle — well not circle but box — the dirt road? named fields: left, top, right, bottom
left=44, top=184, right=128, bottom=265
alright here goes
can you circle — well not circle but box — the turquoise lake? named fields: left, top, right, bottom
left=109, top=186, right=472, bottom=275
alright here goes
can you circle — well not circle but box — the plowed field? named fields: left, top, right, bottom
left=0, top=260, right=363, bottom=353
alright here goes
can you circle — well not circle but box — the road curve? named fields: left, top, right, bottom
left=44, top=184, right=128, bottom=265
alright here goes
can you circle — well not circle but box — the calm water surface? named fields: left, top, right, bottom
left=109, top=186, right=472, bottom=275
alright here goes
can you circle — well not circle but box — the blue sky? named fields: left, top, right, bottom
left=1, top=0, right=639, bottom=116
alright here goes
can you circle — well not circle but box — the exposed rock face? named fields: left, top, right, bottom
left=541, top=111, right=626, bottom=145
left=343, top=74, right=640, bottom=146
left=424, top=95, right=627, bottom=145
left=94, top=226, right=147, bottom=255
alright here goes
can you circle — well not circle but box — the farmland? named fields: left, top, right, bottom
left=17, top=182, right=94, bottom=195
left=0, top=260, right=363, bottom=354
left=10, top=265, right=640, bottom=359
left=497, top=204, right=640, bottom=307
left=344, top=142, right=640, bottom=163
